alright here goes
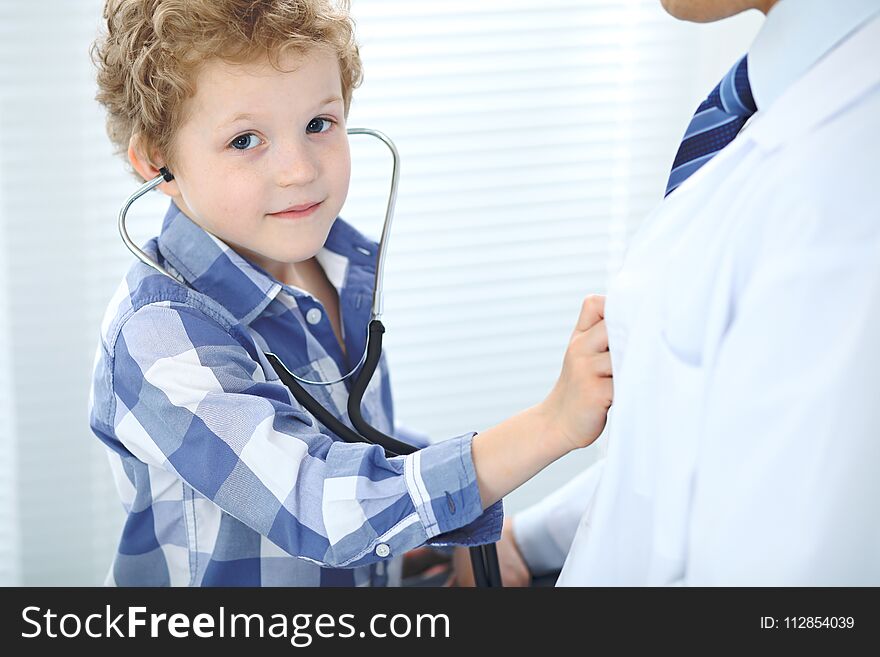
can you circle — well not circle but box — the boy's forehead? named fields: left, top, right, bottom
left=188, top=48, right=343, bottom=126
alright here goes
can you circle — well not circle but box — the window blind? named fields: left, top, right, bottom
left=0, top=174, right=19, bottom=586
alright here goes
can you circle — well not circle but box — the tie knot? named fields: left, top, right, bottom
left=715, top=55, right=757, bottom=119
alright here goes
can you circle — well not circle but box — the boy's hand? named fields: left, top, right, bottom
left=539, top=295, right=613, bottom=452
left=467, top=294, right=612, bottom=511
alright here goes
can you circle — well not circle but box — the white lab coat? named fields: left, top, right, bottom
left=516, top=3, right=880, bottom=586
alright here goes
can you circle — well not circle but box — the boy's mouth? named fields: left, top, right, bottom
left=268, top=201, right=322, bottom=220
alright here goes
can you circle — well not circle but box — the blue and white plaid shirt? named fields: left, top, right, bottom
left=89, top=200, right=502, bottom=586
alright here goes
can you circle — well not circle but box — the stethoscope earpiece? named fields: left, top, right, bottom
left=159, top=166, right=174, bottom=182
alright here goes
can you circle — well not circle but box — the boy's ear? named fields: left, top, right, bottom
left=127, top=133, right=179, bottom=195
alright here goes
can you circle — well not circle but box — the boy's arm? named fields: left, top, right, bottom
left=106, top=290, right=608, bottom=569
left=108, top=302, right=499, bottom=569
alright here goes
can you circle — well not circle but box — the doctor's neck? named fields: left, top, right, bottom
left=660, top=0, right=778, bottom=23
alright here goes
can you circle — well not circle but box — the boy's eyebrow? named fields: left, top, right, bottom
left=218, top=96, right=344, bottom=130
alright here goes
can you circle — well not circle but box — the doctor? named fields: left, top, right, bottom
left=471, top=0, right=880, bottom=586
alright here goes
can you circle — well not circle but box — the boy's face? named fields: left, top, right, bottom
left=160, top=47, right=350, bottom=282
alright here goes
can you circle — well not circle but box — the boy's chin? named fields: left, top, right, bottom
left=266, top=229, right=328, bottom=257
left=269, top=249, right=322, bottom=265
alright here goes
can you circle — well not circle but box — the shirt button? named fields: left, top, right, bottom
left=375, top=543, right=391, bottom=558
left=305, top=308, right=323, bottom=325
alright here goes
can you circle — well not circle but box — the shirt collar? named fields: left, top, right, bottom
left=744, top=7, right=880, bottom=152
left=156, top=200, right=379, bottom=325
left=749, top=0, right=880, bottom=111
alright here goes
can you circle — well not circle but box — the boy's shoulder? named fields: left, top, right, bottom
left=97, top=238, right=240, bottom=356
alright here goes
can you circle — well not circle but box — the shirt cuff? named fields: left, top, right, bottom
left=428, top=500, right=503, bottom=547
left=403, top=432, right=503, bottom=547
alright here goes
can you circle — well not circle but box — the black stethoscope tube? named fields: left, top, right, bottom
left=265, top=319, right=503, bottom=587
left=264, top=324, right=413, bottom=457
left=346, top=320, right=404, bottom=448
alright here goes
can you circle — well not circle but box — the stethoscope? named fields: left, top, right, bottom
left=118, top=128, right=502, bottom=587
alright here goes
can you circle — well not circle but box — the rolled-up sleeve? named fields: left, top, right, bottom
left=108, top=302, right=500, bottom=569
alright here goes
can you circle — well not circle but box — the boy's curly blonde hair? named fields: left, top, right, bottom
left=91, top=0, right=362, bottom=181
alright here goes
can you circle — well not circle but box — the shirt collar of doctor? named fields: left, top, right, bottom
left=743, top=3, right=880, bottom=152
left=156, top=199, right=378, bottom=325
left=748, top=0, right=880, bottom=111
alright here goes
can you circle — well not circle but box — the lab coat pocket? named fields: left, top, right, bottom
left=646, top=329, right=705, bottom=582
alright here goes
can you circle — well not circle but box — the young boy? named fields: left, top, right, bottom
left=89, top=0, right=613, bottom=586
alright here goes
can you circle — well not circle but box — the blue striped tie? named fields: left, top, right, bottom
left=666, top=55, right=757, bottom=196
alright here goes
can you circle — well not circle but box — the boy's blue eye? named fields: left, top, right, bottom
left=306, top=118, right=333, bottom=134
left=229, top=120, right=331, bottom=150
left=230, top=133, right=261, bottom=151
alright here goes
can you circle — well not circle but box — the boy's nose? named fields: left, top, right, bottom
left=275, top=138, right=319, bottom=187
